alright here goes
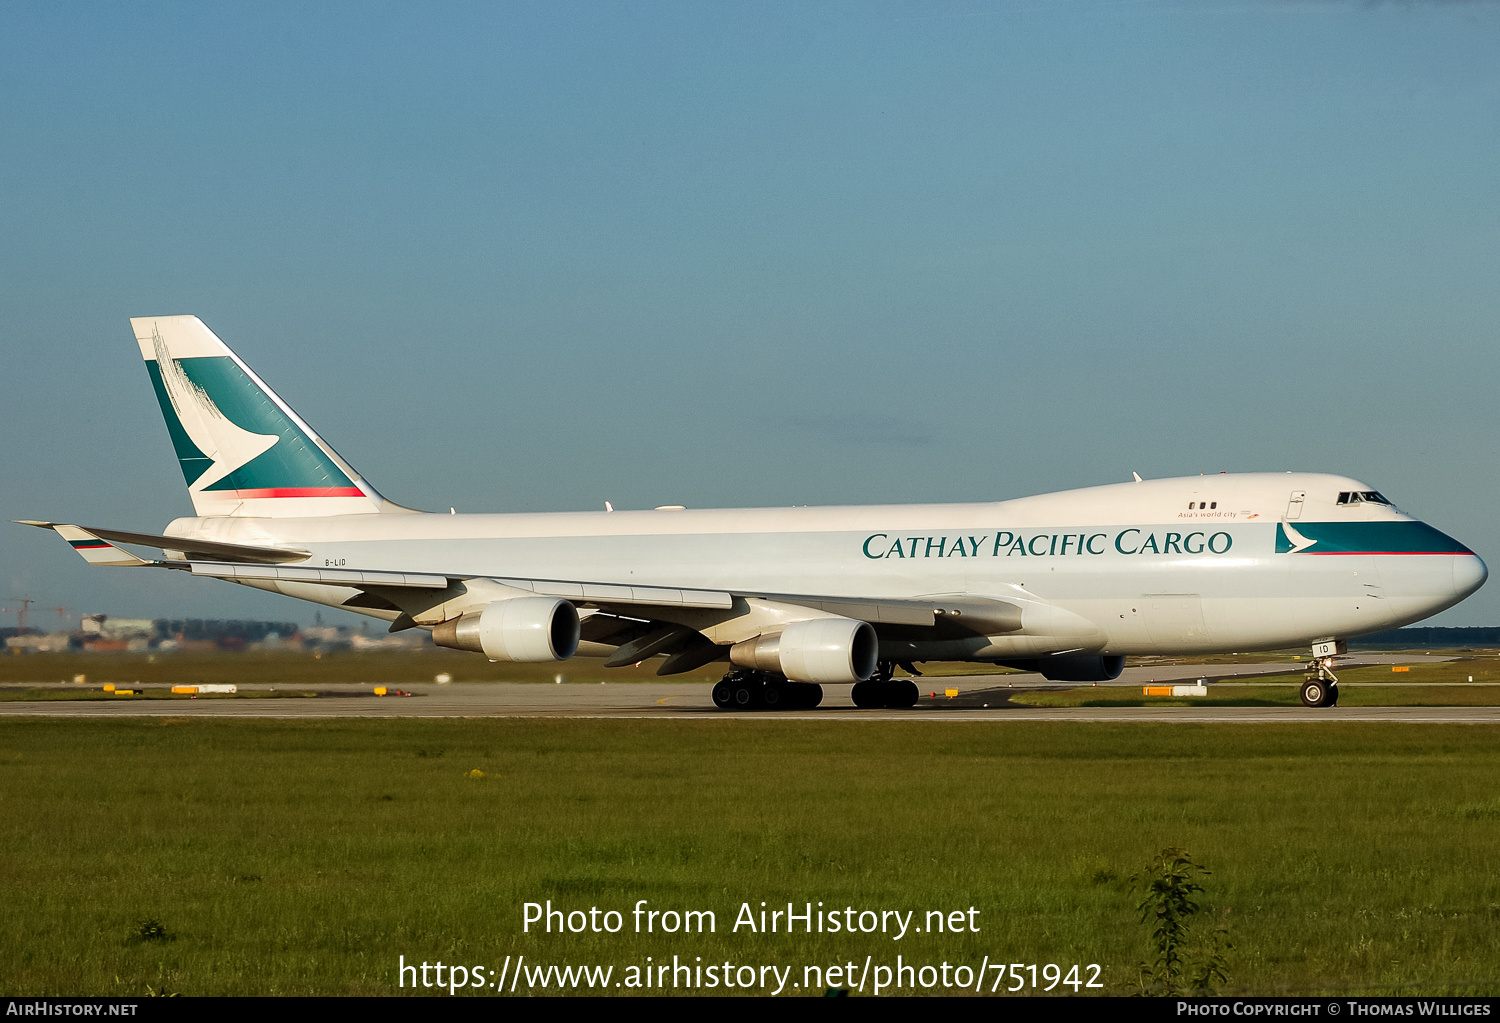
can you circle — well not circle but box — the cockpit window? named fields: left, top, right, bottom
left=1337, top=491, right=1393, bottom=506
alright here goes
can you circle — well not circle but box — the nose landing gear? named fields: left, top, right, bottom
left=1301, top=654, right=1340, bottom=708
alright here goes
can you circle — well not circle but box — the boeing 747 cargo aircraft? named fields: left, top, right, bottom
left=21, top=316, right=1487, bottom=710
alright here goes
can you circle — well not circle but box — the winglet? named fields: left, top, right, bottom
left=23, top=522, right=156, bottom=567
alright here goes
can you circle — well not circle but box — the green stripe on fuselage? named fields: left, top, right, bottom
left=1277, top=520, right=1471, bottom=554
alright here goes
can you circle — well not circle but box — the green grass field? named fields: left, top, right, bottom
left=2, top=718, right=1498, bottom=996
left=1010, top=685, right=1500, bottom=708
left=1009, top=656, right=1500, bottom=708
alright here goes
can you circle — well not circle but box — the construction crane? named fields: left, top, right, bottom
left=3, top=598, right=35, bottom=634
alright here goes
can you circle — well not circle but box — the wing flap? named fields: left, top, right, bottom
left=188, top=562, right=451, bottom=588
left=750, top=594, right=1020, bottom=630
left=180, top=564, right=736, bottom=612
left=776, top=597, right=935, bottom=626
left=493, top=576, right=735, bottom=610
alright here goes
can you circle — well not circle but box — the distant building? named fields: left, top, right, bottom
left=301, top=623, right=431, bottom=651
left=349, top=630, right=432, bottom=650
left=4, top=633, right=71, bottom=653
left=81, top=615, right=156, bottom=640
left=154, top=619, right=300, bottom=645
left=6, top=613, right=428, bottom=653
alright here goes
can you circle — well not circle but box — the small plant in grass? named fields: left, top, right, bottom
left=1130, top=847, right=1230, bottom=995
left=131, top=918, right=173, bottom=944
left=1078, top=856, right=1118, bottom=885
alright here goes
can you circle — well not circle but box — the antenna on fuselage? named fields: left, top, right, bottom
left=1131, top=471, right=1143, bottom=483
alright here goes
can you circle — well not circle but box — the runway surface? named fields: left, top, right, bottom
left=2, top=654, right=1495, bottom=723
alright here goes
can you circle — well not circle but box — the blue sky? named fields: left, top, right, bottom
left=3, top=1, right=1499, bottom=628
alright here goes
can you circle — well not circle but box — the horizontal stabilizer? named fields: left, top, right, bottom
left=24, top=523, right=157, bottom=567
left=17, top=521, right=309, bottom=565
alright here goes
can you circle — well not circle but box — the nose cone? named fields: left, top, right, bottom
left=1454, top=551, right=1488, bottom=601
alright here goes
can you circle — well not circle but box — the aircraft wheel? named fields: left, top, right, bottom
left=1300, top=680, right=1327, bottom=707
left=889, top=679, right=920, bottom=708
left=784, top=682, right=822, bottom=709
left=711, top=681, right=734, bottom=709
left=762, top=684, right=783, bottom=709
left=733, top=682, right=759, bottom=709
left=851, top=680, right=884, bottom=708
left=1324, top=683, right=1339, bottom=708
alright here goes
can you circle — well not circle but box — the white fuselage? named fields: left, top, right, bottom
left=166, top=472, right=1486, bottom=659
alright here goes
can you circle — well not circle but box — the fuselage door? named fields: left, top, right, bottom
left=1141, top=593, right=1210, bottom=647
left=1286, top=491, right=1306, bottom=520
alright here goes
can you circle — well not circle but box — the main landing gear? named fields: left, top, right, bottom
left=1301, top=655, right=1340, bottom=708
left=712, top=669, right=824, bottom=711
left=851, top=661, right=920, bottom=709
left=709, top=662, right=921, bottom=711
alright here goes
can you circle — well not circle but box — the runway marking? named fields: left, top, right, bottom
left=0, top=658, right=1491, bottom=723
left=3, top=702, right=1500, bottom=724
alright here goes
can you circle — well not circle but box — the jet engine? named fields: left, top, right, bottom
left=432, top=596, right=580, bottom=662
left=1002, top=654, right=1125, bottom=682
left=730, top=617, right=878, bottom=684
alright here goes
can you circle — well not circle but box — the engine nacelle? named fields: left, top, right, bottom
left=1001, top=654, right=1125, bottom=682
left=730, top=617, right=878, bottom=684
left=432, top=597, right=580, bottom=662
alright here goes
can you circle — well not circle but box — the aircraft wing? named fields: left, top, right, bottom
left=185, top=560, right=1017, bottom=627
left=24, top=523, right=990, bottom=623
left=20, top=519, right=1028, bottom=674
left=188, top=560, right=1025, bottom=673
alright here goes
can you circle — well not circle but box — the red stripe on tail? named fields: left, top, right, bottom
left=221, top=487, right=366, bottom=499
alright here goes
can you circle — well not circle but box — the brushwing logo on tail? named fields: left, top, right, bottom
left=152, top=327, right=279, bottom=490
left=143, top=320, right=363, bottom=500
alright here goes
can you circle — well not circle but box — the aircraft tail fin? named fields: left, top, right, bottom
left=132, top=316, right=413, bottom=518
